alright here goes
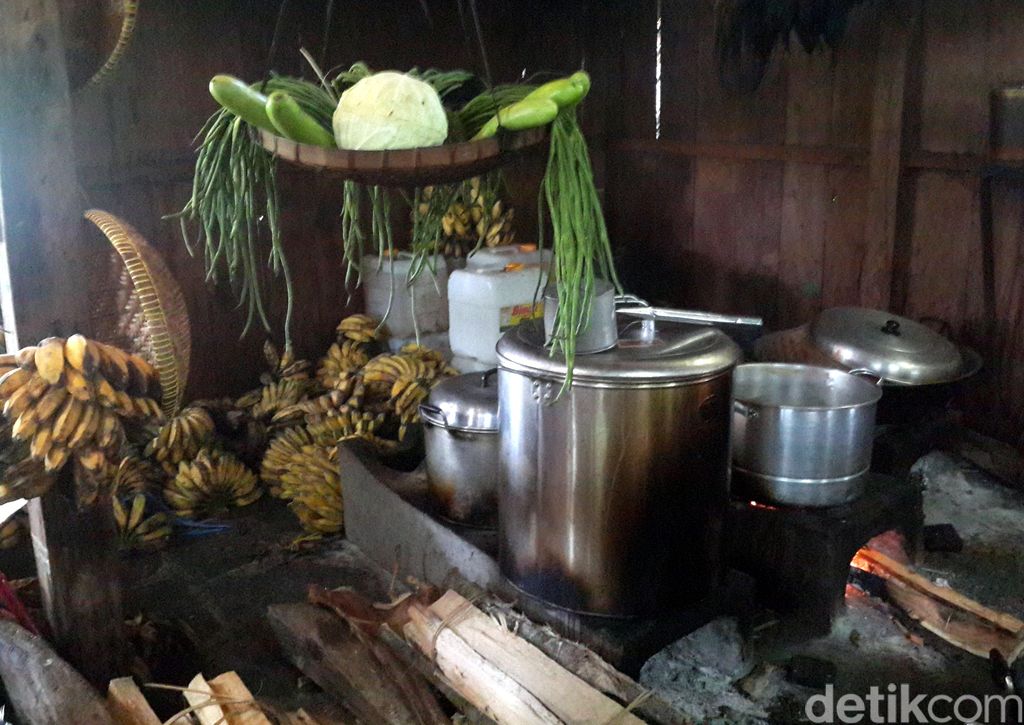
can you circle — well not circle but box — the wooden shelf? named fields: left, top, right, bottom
left=611, top=139, right=1024, bottom=176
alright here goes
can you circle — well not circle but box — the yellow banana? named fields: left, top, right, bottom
left=34, top=337, right=66, bottom=385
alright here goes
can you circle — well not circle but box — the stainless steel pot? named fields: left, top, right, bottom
left=543, top=279, right=617, bottom=354
left=496, top=318, right=741, bottom=616
left=420, top=370, right=499, bottom=528
left=731, top=363, right=883, bottom=507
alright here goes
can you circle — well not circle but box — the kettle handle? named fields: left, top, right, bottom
left=419, top=404, right=449, bottom=429
left=733, top=400, right=759, bottom=419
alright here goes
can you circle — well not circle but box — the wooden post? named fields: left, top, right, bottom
left=0, top=0, right=128, bottom=687
left=859, top=2, right=920, bottom=310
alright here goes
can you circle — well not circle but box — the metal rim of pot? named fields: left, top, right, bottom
left=732, top=364, right=883, bottom=415
left=419, top=368, right=500, bottom=435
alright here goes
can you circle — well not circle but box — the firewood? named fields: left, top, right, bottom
left=0, top=620, right=115, bottom=725
left=184, top=674, right=227, bottom=725
left=208, top=671, right=273, bottom=725
left=405, top=603, right=561, bottom=725
left=107, top=677, right=160, bottom=725
left=856, top=548, right=1024, bottom=657
left=425, top=591, right=646, bottom=725
left=268, top=602, right=449, bottom=725
left=445, top=575, right=685, bottom=725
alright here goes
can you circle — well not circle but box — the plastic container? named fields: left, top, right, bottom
left=466, top=244, right=552, bottom=270
left=448, top=263, right=548, bottom=365
left=361, top=253, right=448, bottom=339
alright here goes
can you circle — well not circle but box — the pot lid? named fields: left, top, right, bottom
left=496, top=318, right=741, bottom=386
left=810, top=307, right=964, bottom=385
left=424, top=370, right=499, bottom=431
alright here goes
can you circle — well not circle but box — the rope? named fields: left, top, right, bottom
left=429, top=593, right=483, bottom=662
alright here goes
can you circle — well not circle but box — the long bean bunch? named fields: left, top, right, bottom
left=173, top=76, right=332, bottom=346
left=541, top=108, right=621, bottom=391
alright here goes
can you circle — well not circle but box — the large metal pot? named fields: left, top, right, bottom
left=496, top=318, right=741, bottom=617
left=731, top=363, right=883, bottom=507
left=420, top=370, right=500, bottom=528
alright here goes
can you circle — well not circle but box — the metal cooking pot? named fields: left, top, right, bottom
left=543, top=279, right=618, bottom=354
left=496, top=316, right=741, bottom=617
left=810, top=307, right=982, bottom=424
left=731, top=363, right=883, bottom=507
left=420, top=370, right=499, bottom=528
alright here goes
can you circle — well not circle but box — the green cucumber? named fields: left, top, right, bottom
left=496, top=98, right=559, bottom=132
left=208, top=75, right=275, bottom=131
left=524, top=77, right=587, bottom=109
left=265, top=91, right=336, bottom=147
left=569, top=71, right=591, bottom=97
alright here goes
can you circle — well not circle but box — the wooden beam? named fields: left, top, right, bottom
left=859, top=2, right=921, bottom=310
left=0, top=0, right=128, bottom=688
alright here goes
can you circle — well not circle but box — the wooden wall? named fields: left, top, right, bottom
left=59, top=0, right=1024, bottom=444
left=603, top=0, right=1024, bottom=445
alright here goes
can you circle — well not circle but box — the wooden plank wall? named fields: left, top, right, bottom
left=604, top=0, right=1024, bottom=445
left=69, top=0, right=588, bottom=400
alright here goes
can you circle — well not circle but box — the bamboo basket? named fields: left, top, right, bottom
left=85, top=210, right=190, bottom=416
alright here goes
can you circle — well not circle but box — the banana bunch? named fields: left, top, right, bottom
left=145, top=405, right=215, bottom=474
left=110, top=455, right=162, bottom=497
left=279, top=444, right=342, bottom=536
left=433, top=177, right=516, bottom=258
left=0, top=458, right=55, bottom=505
left=399, top=343, right=460, bottom=377
left=237, top=378, right=313, bottom=423
left=261, top=426, right=314, bottom=497
left=271, top=383, right=362, bottom=427
left=335, top=314, right=384, bottom=345
left=390, top=376, right=432, bottom=440
left=114, top=493, right=172, bottom=551
left=261, top=340, right=311, bottom=384
left=163, top=449, right=260, bottom=519
left=317, top=340, right=370, bottom=390
left=0, top=513, right=26, bottom=550
left=0, top=335, right=163, bottom=485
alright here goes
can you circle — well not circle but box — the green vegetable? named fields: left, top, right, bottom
left=497, top=98, right=559, bottom=131
left=540, top=107, right=620, bottom=393
left=569, top=71, right=591, bottom=96
left=333, top=71, right=448, bottom=150
left=208, top=75, right=275, bottom=131
left=524, top=77, right=587, bottom=109
left=456, top=84, right=535, bottom=139
left=266, top=91, right=336, bottom=147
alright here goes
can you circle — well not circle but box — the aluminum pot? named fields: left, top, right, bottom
left=731, top=363, right=883, bottom=507
left=543, top=279, right=618, bottom=354
left=497, top=318, right=741, bottom=617
left=420, top=370, right=499, bottom=528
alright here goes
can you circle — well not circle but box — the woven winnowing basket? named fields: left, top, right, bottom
left=85, top=210, right=190, bottom=416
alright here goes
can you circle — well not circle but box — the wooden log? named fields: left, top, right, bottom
left=427, top=591, right=646, bottom=725
left=28, top=467, right=129, bottom=687
left=446, top=576, right=686, bottom=725
left=405, top=604, right=561, bottom=725
left=208, top=671, right=274, bottom=725
left=107, top=678, right=161, bottom=725
left=184, top=674, right=227, bottom=725
left=854, top=548, right=1024, bottom=657
left=267, top=602, right=448, bottom=725
left=0, top=620, right=114, bottom=725
left=0, top=0, right=127, bottom=688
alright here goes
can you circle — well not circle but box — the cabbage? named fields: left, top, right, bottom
left=333, top=72, right=448, bottom=150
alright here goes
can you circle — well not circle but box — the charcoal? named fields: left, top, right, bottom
left=786, top=655, right=837, bottom=689
left=923, top=523, right=964, bottom=553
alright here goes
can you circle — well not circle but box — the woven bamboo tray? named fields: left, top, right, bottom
left=258, top=128, right=547, bottom=186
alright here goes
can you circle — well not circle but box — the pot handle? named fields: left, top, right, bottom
left=849, top=368, right=885, bottom=387
left=481, top=368, right=498, bottom=387
left=733, top=400, right=759, bottom=419
left=419, top=404, right=449, bottom=429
